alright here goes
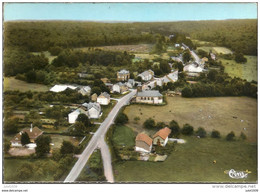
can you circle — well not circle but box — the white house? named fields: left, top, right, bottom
left=153, top=127, right=172, bottom=146
left=135, top=133, right=153, bottom=153
left=78, top=86, right=91, bottom=96
left=126, top=79, right=135, bottom=88
left=97, top=92, right=110, bottom=105
left=138, top=69, right=154, bottom=81
left=82, top=102, right=102, bottom=119
left=112, top=82, right=129, bottom=94
left=136, top=90, right=163, bottom=104
left=50, top=84, right=78, bottom=92
left=68, top=108, right=88, bottom=124
left=184, top=63, right=204, bottom=73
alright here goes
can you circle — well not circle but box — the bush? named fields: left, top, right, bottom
left=60, top=140, right=74, bottom=154
left=156, top=122, right=168, bottom=130
left=240, top=132, right=247, bottom=140
left=181, top=124, right=194, bottom=135
left=211, top=130, right=221, bottom=138
left=115, top=112, right=128, bottom=125
left=143, top=118, right=156, bottom=129
left=169, top=120, right=180, bottom=137
left=195, top=127, right=207, bottom=138
left=226, top=131, right=235, bottom=141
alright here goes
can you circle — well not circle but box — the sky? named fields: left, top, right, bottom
left=3, top=3, right=257, bottom=22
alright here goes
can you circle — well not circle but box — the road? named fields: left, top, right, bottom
left=98, top=137, right=114, bottom=182
left=64, top=89, right=137, bottom=183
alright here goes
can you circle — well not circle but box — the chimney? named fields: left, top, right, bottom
left=30, top=124, right=33, bottom=132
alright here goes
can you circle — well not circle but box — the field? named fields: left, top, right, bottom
left=4, top=158, right=58, bottom=182
left=219, top=56, right=257, bottom=82
left=75, top=44, right=153, bottom=53
left=124, top=96, right=257, bottom=143
left=4, top=77, right=50, bottom=92
left=50, top=135, right=83, bottom=150
left=112, top=125, right=136, bottom=147
left=197, top=46, right=233, bottom=54
left=114, top=136, right=257, bottom=182
left=134, top=53, right=170, bottom=60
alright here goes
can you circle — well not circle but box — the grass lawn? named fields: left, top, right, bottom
left=50, top=134, right=83, bottom=150
left=112, top=125, right=136, bottom=147
left=114, top=136, right=257, bottom=182
left=77, top=149, right=105, bottom=182
left=124, top=96, right=257, bottom=143
left=4, top=158, right=59, bottom=182
left=219, top=56, right=257, bottom=82
left=4, top=77, right=50, bottom=92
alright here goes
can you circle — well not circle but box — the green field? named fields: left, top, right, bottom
left=112, top=125, right=136, bottom=147
left=197, top=46, right=233, bottom=54
left=31, top=51, right=57, bottom=64
left=4, top=77, right=50, bottom=92
left=114, top=136, right=257, bottom=182
left=124, top=96, right=257, bottom=143
left=220, top=56, right=257, bottom=82
left=4, top=158, right=59, bottom=182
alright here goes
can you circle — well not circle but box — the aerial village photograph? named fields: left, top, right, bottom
left=1, top=2, right=258, bottom=191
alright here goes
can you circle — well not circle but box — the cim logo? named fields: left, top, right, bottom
left=228, top=169, right=249, bottom=179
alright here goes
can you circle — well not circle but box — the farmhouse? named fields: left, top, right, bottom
left=11, top=125, right=43, bottom=147
left=68, top=107, right=88, bottom=124
left=50, top=84, right=77, bottom=92
left=78, top=86, right=91, bottom=96
left=97, top=92, right=110, bottom=105
left=138, top=69, right=154, bottom=81
left=135, top=133, right=153, bottom=153
left=184, top=63, right=204, bottom=73
left=117, top=69, right=130, bottom=81
left=136, top=90, right=163, bottom=104
left=153, top=127, right=171, bottom=146
left=82, top=102, right=102, bottom=119
left=112, top=82, right=129, bottom=94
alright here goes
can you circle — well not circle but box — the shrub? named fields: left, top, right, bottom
left=60, top=140, right=74, bottom=154
left=211, top=130, right=221, bottom=138
left=169, top=120, right=180, bottom=137
left=240, top=132, right=247, bottom=140
left=195, top=127, right=207, bottom=138
left=226, top=131, right=235, bottom=141
left=115, top=112, right=128, bottom=125
left=181, top=124, right=194, bottom=135
left=143, top=118, right=156, bottom=129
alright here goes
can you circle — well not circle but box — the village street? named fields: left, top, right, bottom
left=64, top=89, right=137, bottom=183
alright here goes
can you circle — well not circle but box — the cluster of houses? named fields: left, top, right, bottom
left=135, top=127, right=172, bottom=153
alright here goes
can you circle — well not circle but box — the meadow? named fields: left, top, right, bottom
left=4, top=77, right=50, bottom=92
left=114, top=136, right=257, bottom=182
left=197, top=46, right=233, bottom=54
left=219, top=56, right=257, bottom=82
left=124, top=96, right=257, bottom=143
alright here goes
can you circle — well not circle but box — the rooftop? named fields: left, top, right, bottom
left=136, top=133, right=153, bottom=146
left=137, top=90, right=162, bottom=97
left=153, top=127, right=171, bottom=140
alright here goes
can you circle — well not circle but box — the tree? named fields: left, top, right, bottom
left=4, top=118, right=19, bottom=134
left=182, top=50, right=191, bottom=63
left=35, top=135, right=51, bottom=157
left=76, top=114, right=92, bottom=127
left=211, top=130, right=220, bottom=138
left=25, top=70, right=37, bottom=83
left=156, top=122, right=168, bottom=130
left=182, top=86, right=193, bottom=97
left=169, top=120, right=180, bottom=137
left=208, top=70, right=218, bottom=82
left=234, top=52, right=247, bottom=63
left=226, top=131, right=235, bottom=141
left=60, top=140, right=74, bottom=154
left=195, top=127, right=207, bottom=138
left=181, top=124, right=194, bottom=135
left=115, top=112, right=128, bottom=125
left=4, top=139, right=10, bottom=154
left=74, top=121, right=87, bottom=135
left=21, top=132, right=30, bottom=146
left=175, top=62, right=183, bottom=72
left=240, top=132, right=247, bottom=140
left=91, top=86, right=102, bottom=95
left=143, top=118, right=156, bottom=129
left=49, top=46, right=63, bottom=56
left=160, top=60, right=171, bottom=74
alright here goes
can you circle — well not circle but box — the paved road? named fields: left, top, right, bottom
left=64, top=89, right=137, bottom=183
left=98, top=137, right=114, bottom=182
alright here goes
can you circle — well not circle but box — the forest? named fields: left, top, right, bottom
left=4, top=19, right=257, bottom=55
